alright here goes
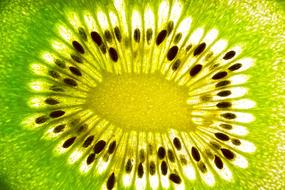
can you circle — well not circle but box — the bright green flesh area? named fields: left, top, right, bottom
left=87, top=72, right=193, bottom=132
left=1, top=0, right=285, bottom=190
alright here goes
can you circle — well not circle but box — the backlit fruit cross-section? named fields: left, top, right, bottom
left=1, top=0, right=285, bottom=190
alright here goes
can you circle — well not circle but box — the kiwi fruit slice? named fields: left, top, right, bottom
left=1, top=0, right=285, bottom=189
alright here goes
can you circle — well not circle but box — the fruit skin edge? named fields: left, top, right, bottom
left=0, top=0, right=285, bottom=189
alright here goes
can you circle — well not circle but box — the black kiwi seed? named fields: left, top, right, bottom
left=108, top=47, right=118, bottom=62
left=49, top=110, right=65, bottom=118
left=216, top=102, right=232, bottom=108
left=78, top=27, right=87, bottom=41
left=138, top=163, right=144, bottom=178
left=108, top=141, right=116, bottom=154
left=173, top=137, right=182, bottom=150
left=114, top=26, right=121, bottom=42
left=214, top=155, right=224, bottom=169
left=221, top=113, right=236, bottom=119
left=167, top=21, right=174, bottom=34
left=228, top=63, right=242, bottom=71
left=35, top=115, right=48, bottom=124
left=161, top=161, right=168, bottom=175
left=223, top=50, right=236, bottom=60
left=93, top=140, right=106, bottom=154
left=212, top=71, right=228, bottom=80
left=125, top=159, right=133, bottom=173
left=62, top=137, right=76, bottom=148
left=174, top=32, right=182, bottom=43
left=91, top=31, right=103, bottom=46
left=71, top=54, right=83, bottom=63
left=156, top=30, right=167, bottom=45
left=149, top=161, right=156, bottom=175
left=215, top=80, right=231, bottom=88
left=133, top=28, right=141, bottom=43
left=169, top=173, right=182, bottom=184
left=167, top=46, right=178, bottom=61
left=157, top=147, right=166, bottom=159
left=63, top=78, right=78, bottom=87
left=215, top=132, right=230, bottom=141
left=45, top=98, right=59, bottom=105
left=82, top=135, right=94, bottom=148
left=190, top=64, right=203, bottom=77
left=146, top=28, right=153, bottom=44
left=107, top=173, right=115, bottom=190
left=231, top=138, right=241, bottom=145
left=55, top=59, right=66, bottom=68
left=191, top=147, right=201, bottom=161
left=69, top=66, right=82, bottom=76
left=167, top=149, right=175, bottom=162
left=193, top=42, right=206, bottom=56
left=72, top=41, right=85, bottom=54
left=217, top=90, right=231, bottom=97
left=172, top=59, right=181, bottom=71
left=53, top=124, right=65, bottom=133
left=87, top=153, right=95, bottom=165
left=221, top=148, right=235, bottom=160
left=49, top=70, right=60, bottom=79
left=104, top=30, right=113, bottom=42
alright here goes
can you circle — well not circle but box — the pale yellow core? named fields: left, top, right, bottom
left=86, top=72, right=195, bottom=132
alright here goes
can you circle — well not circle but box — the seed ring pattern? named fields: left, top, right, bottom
left=22, top=0, right=256, bottom=189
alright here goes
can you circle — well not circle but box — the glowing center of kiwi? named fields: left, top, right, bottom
left=86, top=72, right=194, bottom=131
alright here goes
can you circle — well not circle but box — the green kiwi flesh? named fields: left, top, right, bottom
left=1, top=0, right=285, bottom=190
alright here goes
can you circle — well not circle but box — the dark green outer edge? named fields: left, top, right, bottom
left=0, top=0, right=285, bottom=189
